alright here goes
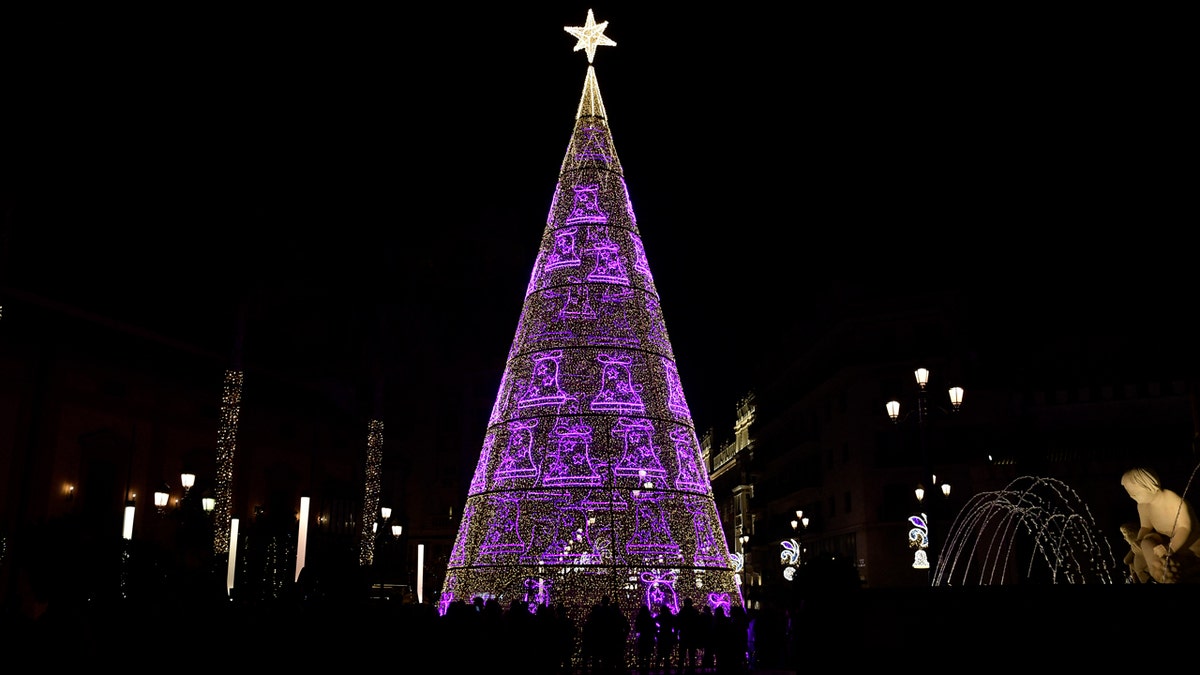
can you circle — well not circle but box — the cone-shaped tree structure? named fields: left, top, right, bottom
left=441, top=10, right=742, bottom=639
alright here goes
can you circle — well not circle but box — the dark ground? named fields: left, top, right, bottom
left=5, top=583, right=1191, bottom=669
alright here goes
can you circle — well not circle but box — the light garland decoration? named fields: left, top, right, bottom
left=213, top=369, right=243, bottom=556
left=780, top=538, right=800, bottom=581
left=359, top=419, right=385, bottom=567
left=440, top=9, right=741, bottom=658
left=909, top=513, right=930, bottom=570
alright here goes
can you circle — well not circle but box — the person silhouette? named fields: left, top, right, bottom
left=698, top=604, right=715, bottom=670
left=634, top=603, right=656, bottom=674
left=676, top=597, right=702, bottom=673
left=584, top=594, right=628, bottom=673
left=654, top=603, right=678, bottom=673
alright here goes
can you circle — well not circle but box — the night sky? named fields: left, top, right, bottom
left=2, top=6, right=1191, bottom=439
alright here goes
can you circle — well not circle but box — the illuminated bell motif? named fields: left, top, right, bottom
left=687, top=498, right=725, bottom=565
left=542, top=415, right=601, bottom=486
left=612, top=417, right=666, bottom=480
left=545, top=226, right=582, bottom=271
left=627, top=491, right=679, bottom=557
left=495, top=419, right=539, bottom=481
left=567, top=183, right=608, bottom=225
left=672, top=428, right=706, bottom=493
left=479, top=493, right=525, bottom=558
left=585, top=228, right=628, bottom=284
left=518, top=350, right=570, bottom=409
left=591, top=354, right=645, bottom=413
left=664, top=359, right=691, bottom=418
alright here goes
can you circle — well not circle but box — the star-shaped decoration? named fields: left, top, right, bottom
left=564, top=9, right=616, bottom=63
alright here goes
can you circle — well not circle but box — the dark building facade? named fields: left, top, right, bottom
left=0, top=291, right=464, bottom=609
left=702, top=283, right=1197, bottom=606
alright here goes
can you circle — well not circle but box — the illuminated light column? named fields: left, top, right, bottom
left=122, top=500, right=136, bottom=540
left=358, top=419, right=384, bottom=567
left=296, top=496, right=311, bottom=582
left=213, top=369, right=243, bottom=556
left=226, top=517, right=239, bottom=597
left=120, top=497, right=136, bottom=598
left=417, top=544, right=425, bottom=604
left=440, top=9, right=741, bottom=654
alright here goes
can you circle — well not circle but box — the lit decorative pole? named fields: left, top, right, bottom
left=226, top=517, right=240, bottom=596
left=296, top=496, right=311, bottom=583
left=782, top=513, right=810, bottom=582
left=886, top=367, right=963, bottom=577
left=213, top=369, right=243, bottom=557
left=359, top=419, right=385, bottom=567
left=417, top=543, right=425, bottom=604
left=439, top=9, right=741, bottom=643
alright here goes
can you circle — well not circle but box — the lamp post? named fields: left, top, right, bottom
left=374, top=507, right=403, bottom=600
left=789, top=510, right=810, bottom=559
left=738, top=533, right=751, bottom=605
left=886, top=367, right=963, bottom=579
left=153, top=485, right=171, bottom=515
left=783, top=511, right=811, bottom=588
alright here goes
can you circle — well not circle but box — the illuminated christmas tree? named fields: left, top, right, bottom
left=440, top=8, right=742, bottom=643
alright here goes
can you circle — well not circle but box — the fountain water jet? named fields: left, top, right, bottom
left=933, top=475, right=1119, bottom=585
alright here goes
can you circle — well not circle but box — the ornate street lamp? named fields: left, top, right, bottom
left=153, top=483, right=171, bottom=515
left=887, top=366, right=963, bottom=577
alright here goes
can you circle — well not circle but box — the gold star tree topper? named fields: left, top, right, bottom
left=564, top=9, right=616, bottom=63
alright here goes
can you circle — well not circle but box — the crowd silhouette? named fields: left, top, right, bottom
left=431, top=592, right=772, bottom=674
left=4, top=552, right=792, bottom=673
